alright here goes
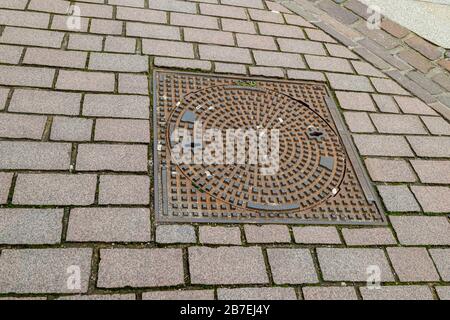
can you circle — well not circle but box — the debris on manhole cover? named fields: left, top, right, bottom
left=153, top=70, right=386, bottom=225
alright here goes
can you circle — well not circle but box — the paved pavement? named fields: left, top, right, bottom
left=0, top=0, right=449, bottom=300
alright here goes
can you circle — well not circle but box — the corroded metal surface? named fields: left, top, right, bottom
left=153, top=70, right=386, bottom=225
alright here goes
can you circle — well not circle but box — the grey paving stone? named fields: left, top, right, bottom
left=89, top=53, right=148, bottom=72
left=68, top=34, right=103, bottom=52
left=370, top=114, right=427, bottom=134
left=249, top=9, right=284, bottom=23
left=149, top=0, right=197, bottom=14
left=199, top=226, right=241, bottom=245
left=67, top=208, right=151, bottom=242
left=336, top=91, right=376, bottom=111
left=0, top=65, right=55, bottom=88
left=267, top=249, right=318, bottom=284
left=51, top=117, right=93, bottom=142
left=372, top=94, right=400, bottom=113
left=118, top=74, right=149, bottom=95
left=305, top=29, right=337, bottom=43
left=221, top=0, right=264, bottom=9
left=327, top=73, right=374, bottom=92
left=13, top=174, right=97, bottom=205
left=215, top=63, right=247, bottom=74
left=0, top=113, right=46, bottom=139
left=76, top=144, right=148, bottom=172
left=377, top=185, right=420, bottom=212
left=326, top=43, right=358, bottom=59
left=9, top=89, right=81, bottom=116
left=0, top=141, right=71, bottom=170
left=0, top=44, right=23, bottom=64
left=411, top=186, right=450, bottom=213
left=28, top=0, right=70, bottom=13
left=126, top=22, right=180, bottom=40
left=249, top=66, right=284, bottom=77
left=317, top=248, right=394, bottom=282
left=406, top=71, right=443, bottom=95
left=156, top=225, right=196, bottom=244
left=83, top=94, right=149, bottom=119
left=371, top=78, right=409, bottom=95
left=237, top=34, right=277, bottom=50
left=394, top=96, right=437, bottom=115
left=353, top=134, right=413, bottom=157
left=0, top=209, right=63, bottom=245
left=365, top=158, right=415, bottom=183
left=154, top=57, right=212, bottom=71
left=200, top=3, right=246, bottom=19
left=258, top=22, right=304, bottom=38
left=104, top=36, right=136, bottom=53
left=58, top=294, right=135, bottom=300
left=306, top=55, right=353, bottom=73
left=293, top=227, right=341, bottom=244
left=171, top=12, right=218, bottom=29
left=387, top=247, right=440, bottom=282
left=411, top=160, right=450, bottom=184
left=0, top=172, right=13, bottom=204
left=143, top=39, right=194, bottom=58
left=143, top=290, right=214, bottom=300
left=351, top=61, right=386, bottom=78
left=98, top=249, right=184, bottom=288
left=253, top=51, right=305, bottom=68
left=284, top=14, right=314, bottom=28
left=95, top=119, right=149, bottom=143
left=99, top=175, right=150, bottom=205
left=407, top=136, right=450, bottom=157
left=189, top=247, right=269, bottom=285
left=24, top=47, right=87, bottom=68
left=244, top=225, right=291, bottom=243
left=0, top=87, right=8, bottom=110
left=421, top=116, right=450, bottom=135
left=0, top=0, right=28, bottom=10
left=343, top=228, right=396, bottom=246
left=218, top=287, right=297, bottom=300
left=76, top=2, right=113, bottom=19
left=360, top=286, right=434, bottom=300
left=109, top=0, right=144, bottom=8
left=0, top=248, right=92, bottom=294
left=278, top=39, right=325, bottom=55
left=303, top=287, right=358, bottom=300
left=56, top=70, right=115, bottom=92
left=185, top=28, right=234, bottom=46
left=0, top=27, right=64, bottom=48
left=287, top=70, right=326, bottom=81
left=51, top=14, right=88, bottom=32
left=343, top=112, right=375, bottom=133
left=221, top=18, right=256, bottom=34
left=116, top=6, right=167, bottom=23
left=429, top=249, right=450, bottom=281
left=390, top=216, right=450, bottom=245
left=436, top=287, right=450, bottom=300
left=266, top=2, right=291, bottom=14
left=199, top=45, right=252, bottom=64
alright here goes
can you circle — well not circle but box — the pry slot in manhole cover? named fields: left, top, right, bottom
left=153, top=70, right=386, bottom=225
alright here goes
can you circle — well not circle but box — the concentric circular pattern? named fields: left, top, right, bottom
left=166, top=85, right=347, bottom=212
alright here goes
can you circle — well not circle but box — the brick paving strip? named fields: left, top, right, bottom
left=0, top=0, right=449, bottom=300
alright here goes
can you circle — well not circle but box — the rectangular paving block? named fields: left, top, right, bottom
left=421, top=116, right=450, bottom=135
left=249, top=9, right=284, bottom=23
left=317, top=248, right=394, bottom=282
left=99, top=175, right=150, bottom=205
left=58, top=294, right=135, bottom=300
left=244, top=225, right=291, bottom=243
left=0, top=65, right=55, bottom=88
left=95, top=119, right=150, bottom=143
left=336, top=91, right=376, bottom=111
left=249, top=66, right=284, bottom=78
left=50, top=117, right=93, bottom=142
left=9, top=89, right=81, bottom=116
left=221, top=0, right=264, bottom=9
left=116, top=6, right=167, bottom=23
left=67, top=208, right=151, bottom=242
left=278, top=39, right=326, bottom=55
left=109, top=0, right=145, bottom=8
left=411, top=186, right=450, bottom=213
left=56, top=70, right=115, bottom=92
left=0, top=141, right=71, bottom=170
left=200, top=3, right=247, bottom=19
left=390, top=216, right=450, bottom=245
left=371, top=78, right=409, bottom=95
left=0, top=9, right=49, bottom=28
left=360, top=286, right=433, bottom=300
left=24, top=47, right=87, bottom=69
left=377, top=185, right=421, bottom=212
left=429, top=249, right=450, bottom=281
left=0, top=248, right=92, bottom=294
left=76, top=144, right=148, bottom=172
left=352, top=60, right=385, bottom=77
left=13, top=174, right=97, bottom=205
left=343, top=228, right=396, bottom=245
left=68, top=34, right=103, bottom=52
left=221, top=18, right=256, bottom=34
left=0, top=44, right=22, bottom=64
left=372, top=94, right=400, bottom=113
left=126, top=22, right=180, bottom=40
left=365, top=158, right=416, bottom=183
left=184, top=28, right=235, bottom=46
left=394, top=96, right=437, bottom=115
left=387, top=247, right=440, bottom=282
left=0, top=113, right=46, bottom=139
left=148, top=0, right=197, bottom=14
left=154, top=57, right=212, bottom=71
left=0, top=0, right=28, bottom=10
left=118, top=74, right=149, bottom=95
left=0, top=173, right=13, bottom=204
left=189, top=247, right=268, bottom=285
left=370, top=114, right=427, bottom=134
left=411, top=160, right=450, bottom=184
left=292, top=226, right=341, bottom=244
left=98, top=249, right=184, bottom=288
left=303, top=287, right=358, bottom=300
left=407, top=136, right=450, bottom=157
left=258, top=22, right=304, bottom=38
left=353, top=134, right=413, bottom=157
left=287, top=70, right=326, bottom=81
left=104, top=36, right=136, bottom=53
left=327, top=44, right=358, bottom=59
left=199, top=45, right=252, bottom=63
left=305, top=55, right=353, bottom=73
left=155, top=224, right=196, bottom=244
left=51, top=14, right=89, bottom=32
left=236, top=34, right=277, bottom=50
left=218, top=287, right=297, bottom=300
left=83, top=94, right=150, bottom=119
left=89, top=53, right=148, bottom=72
left=436, top=287, right=450, bottom=300
left=199, top=226, right=241, bottom=245
left=28, top=0, right=70, bottom=13
left=0, top=26, right=64, bottom=48
left=0, top=209, right=63, bottom=244
left=170, top=12, right=219, bottom=29
left=0, top=87, right=8, bottom=110
left=343, top=112, right=375, bottom=133
left=215, top=62, right=247, bottom=74
left=142, top=39, right=194, bottom=58
left=143, top=290, right=214, bottom=300
left=254, top=51, right=305, bottom=68
left=327, top=73, right=374, bottom=92
left=267, top=249, right=318, bottom=284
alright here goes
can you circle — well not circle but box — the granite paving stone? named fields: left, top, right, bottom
left=200, top=3, right=247, bottom=19
left=258, top=22, right=305, bottom=38
left=303, top=287, right=358, bottom=300
left=118, top=74, right=149, bottom=95
left=411, top=160, right=450, bottom=184
left=411, top=186, right=450, bottom=213
left=292, top=226, right=341, bottom=244
left=365, top=158, right=416, bottom=182
left=371, top=78, right=409, bottom=95
left=154, top=57, right=212, bottom=71
left=218, top=288, right=297, bottom=300
left=327, top=73, right=374, bottom=91
left=387, top=248, right=440, bottom=282
left=89, top=53, right=148, bottom=72
left=0, top=172, right=13, bottom=204
left=407, top=136, right=450, bottom=158
left=429, top=249, right=450, bottom=281
left=394, top=96, right=437, bottom=115
left=343, top=112, right=375, bottom=133
left=143, top=290, right=215, bottom=300
left=56, top=71, right=115, bottom=92
left=420, top=116, right=450, bottom=135
left=342, top=228, right=396, bottom=246
left=249, top=9, right=284, bottom=23
left=390, top=216, right=450, bottom=245
left=170, top=12, right=219, bottom=29
left=244, top=225, right=291, bottom=243
left=221, top=18, right=256, bottom=34
left=237, top=34, right=277, bottom=50
left=436, top=287, right=450, bottom=300
left=116, top=7, right=167, bottom=23
left=372, top=94, right=400, bottom=113
left=199, top=45, right=253, bottom=64
left=377, top=185, right=420, bottom=212
left=353, top=134, right=413, bottom=157
left=199, top=226, right=241, bottom=245
left=0, top=113, right=46, bottom=139
left=305, top=55, right=353, bottom=73
left=326, top=43, right=358, bottom=59
left=277, top=39, right=326, bottom=55
left=360, top=286, right=434, bottom=300
left=99, top=175, right=150, bottom=205
left=95, top=119, right=150, bottom=143
left=50, top=117, right=93, bottom=142
left=249, top=66, right=284, bottom=77
left=370, top=114, right=427, bottom=134
left=253, top=51, right=305, bottom=68
left=143, top=39, right=194, bottom=58
left=83, top=94, right=150, bottom=119
left=0, top=65, right=55, bottom=88
left=267, top=249, right=318, bottom=284
left=156, top=225, right=196, bottom=244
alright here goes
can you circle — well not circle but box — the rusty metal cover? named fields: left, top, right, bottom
left=153, top=70, right=386, bottom=225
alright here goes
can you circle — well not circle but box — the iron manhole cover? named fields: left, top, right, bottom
left=153, top=70, right=386, bottom=225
